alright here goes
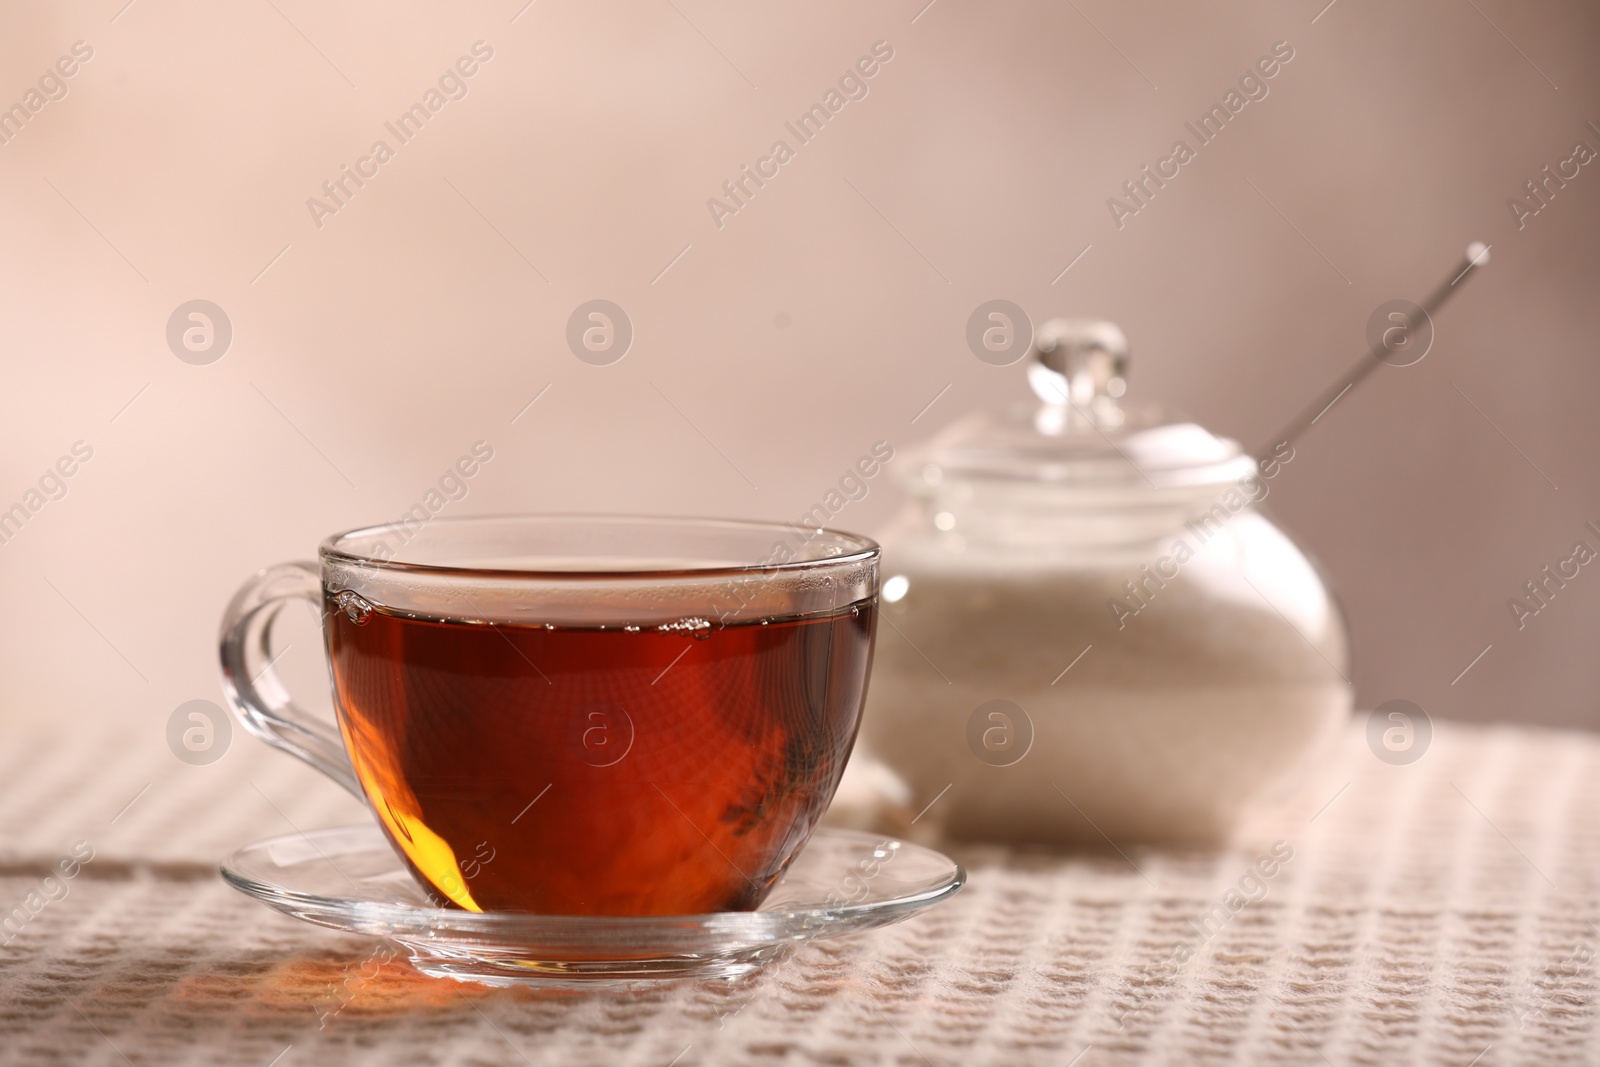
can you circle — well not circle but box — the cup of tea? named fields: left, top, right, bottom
left=219, top=515, right=879, bottom=916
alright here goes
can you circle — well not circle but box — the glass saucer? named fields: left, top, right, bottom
left=221, top=825, right=964, bottom=988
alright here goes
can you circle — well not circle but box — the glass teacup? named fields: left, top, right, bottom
left=219, top=515, right=879, bottom=916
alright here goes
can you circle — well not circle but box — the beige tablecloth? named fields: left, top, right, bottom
left=1, top=717, right=1597, bottom=1066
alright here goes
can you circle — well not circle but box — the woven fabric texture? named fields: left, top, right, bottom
left=1, top=718, right=1597, bottom=1066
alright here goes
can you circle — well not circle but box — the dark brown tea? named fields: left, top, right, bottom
left=325, top=598, right=875, bottom=915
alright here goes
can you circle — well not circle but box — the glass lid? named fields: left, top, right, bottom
left=921, top=319, right=1257, bottom=491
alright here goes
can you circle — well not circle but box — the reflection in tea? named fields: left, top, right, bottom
left=326, top=599, right=875, bottom=915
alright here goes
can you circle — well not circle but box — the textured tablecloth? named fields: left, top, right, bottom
left=1, top=716, right=1597, bottom=1066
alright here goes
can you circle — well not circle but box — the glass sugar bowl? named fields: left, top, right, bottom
left=861, top=319, right=1350, bottom=845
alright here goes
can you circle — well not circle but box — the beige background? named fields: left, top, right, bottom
left=1, top=0, right=1597, bottom=751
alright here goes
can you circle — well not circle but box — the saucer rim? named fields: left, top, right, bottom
left=220, top=824, right=966, bottom=933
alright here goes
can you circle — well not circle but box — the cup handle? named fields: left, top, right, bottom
left=218, top=561, right=363, bottom=799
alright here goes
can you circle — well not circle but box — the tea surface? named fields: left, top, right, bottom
left=326, top=599, right=874, bottom=915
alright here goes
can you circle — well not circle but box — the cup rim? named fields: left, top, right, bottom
left=319, top=513, right=880, bottom=581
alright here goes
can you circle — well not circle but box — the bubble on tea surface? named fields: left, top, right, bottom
left=659, top=617, right=713, bottom=639
left=167, top=699, right=232, bottom=765
left=333, top=590, right=373, bottom=625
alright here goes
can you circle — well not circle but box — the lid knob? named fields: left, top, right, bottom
left=1028, top=319, right=1129, bottom=433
